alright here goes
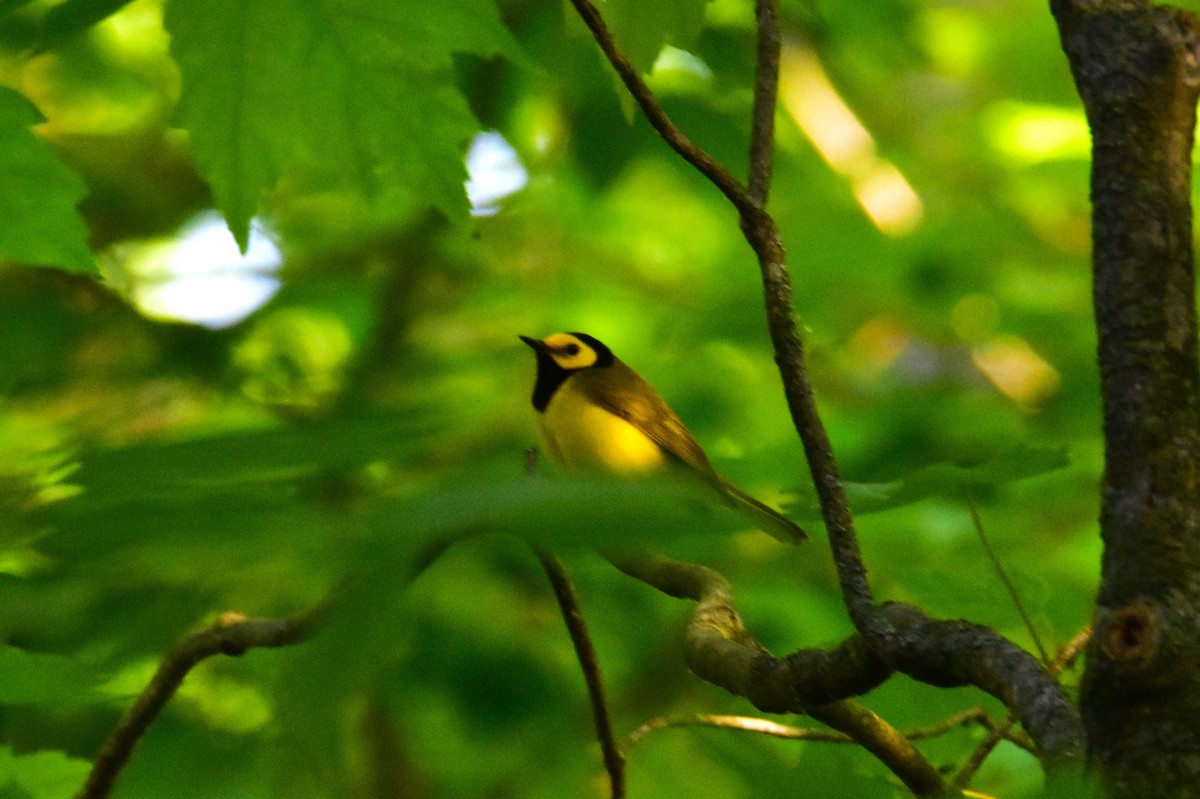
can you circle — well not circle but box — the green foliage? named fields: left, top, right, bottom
left=0, top=647, right=108, bottom=705
left=605, top=0, right=710, bottom=74
left=0, top=746, right=91, bottom=799
left=165, top=0, right=520, bottom=246
left=0, top=0, right=1102, bottom=796
left=791, top=443, right=1071, bottom=518
left=0, top=89, right=92, bottom=273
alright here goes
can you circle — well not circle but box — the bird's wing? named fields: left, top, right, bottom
left=577, top=364, right=807, bottom=544
left=577, top=364, right=717, bottom=479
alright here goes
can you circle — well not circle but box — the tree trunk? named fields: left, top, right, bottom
left=1050, top=1, right=1200, bottom=795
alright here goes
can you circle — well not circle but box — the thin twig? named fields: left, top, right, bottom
left=749, top=0, right=878, bottom=631
left=627, top=706, right=994, bottom=748
left=953, top=624, right=1092, bottom=789
left=77, top=604, right=327, bottom=799
left=964, top=490, right=1049, bottom=664
left=748, top=0, right=781, bottom=205
left=627, top=713, right=854, bottom=746
left=808, top=701, right=948, bottom=797
left=740, top=19, right=877, bottom=628
left=563, top=0, right=755, bottom=218
left=536, top=548, right=625, bottom=799
left=524, top=447, right=623, bottom=795
left=906, top=707, right=992, bottom=740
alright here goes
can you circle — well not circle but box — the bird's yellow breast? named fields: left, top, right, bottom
left=537, top=378, right=667, bottom=472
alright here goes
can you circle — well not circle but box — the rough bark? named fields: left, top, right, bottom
left=1050, top=1, right=1200, bottom=794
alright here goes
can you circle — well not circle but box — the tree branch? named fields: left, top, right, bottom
left=747, top=211, right=877, bottom=626
left=535, top=547, right=625, bottom=799
left=748, top=0, right=781, bottom=204
left=954, top=625, right=1092, bottom=790
left=568, top=0, right=877, bottom=631
left=873, top=604, right=1081, bottom=768
left=806, top=701, right=949, bottom=797
left=604, top=549, right=947, bottom=797
left=563, top=0, right=755, bottom=218
left=567, top=0, right=1085, bottom=781
left=738, top=2, right=880, bottom=626
left=627, top=713, right=852, bottom=746
left=77, top=605, right=326, bottom=799
left=607, top=549, right=1082, bottom=771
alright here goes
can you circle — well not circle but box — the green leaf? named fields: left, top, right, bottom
left=165, top=0, right=522, bottom=247
left=0, top=89, right=93, bottom=273
left=343, top=475, right=759, bottom=594
left=605, top=0, right=709, bottom=75
left=40, top=412, right=442, bottom=589
left=61, top=412, right=437, bottom=507
left=0, top=646, right=107, bottom=706
left=792, top=445, right=1071, bottom=518
left=0, top=747, right=90, bottom=799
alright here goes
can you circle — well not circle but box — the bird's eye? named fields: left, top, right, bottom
left=565, top=343, right=580, bottom=356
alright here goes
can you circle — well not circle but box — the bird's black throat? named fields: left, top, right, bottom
left=522, top=332, right=615, bottom=412
left=530, top=351, right=569, bottom=412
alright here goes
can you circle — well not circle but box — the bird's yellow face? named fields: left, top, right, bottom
left=536, top=332, right=600, bottom=370
left=521, top=332, right=616, bottom=413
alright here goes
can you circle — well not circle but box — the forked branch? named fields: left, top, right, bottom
left=605, top=548, right=947, bottom=797
left=567, top=0, right=1084, bottom=779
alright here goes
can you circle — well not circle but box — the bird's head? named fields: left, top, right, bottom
left=519, top=332, right=614, bottom=371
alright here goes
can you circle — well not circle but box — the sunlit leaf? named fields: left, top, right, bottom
left=0, top=746, right=90, bottom=799
left=36, top=0, right=133, bottom=51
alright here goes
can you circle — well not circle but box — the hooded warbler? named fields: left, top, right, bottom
left=520, top=331, right=807, bottom=543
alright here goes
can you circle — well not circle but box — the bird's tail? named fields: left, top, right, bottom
left=717, top=478, right=808, bottom=543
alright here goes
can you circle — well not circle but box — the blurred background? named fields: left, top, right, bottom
left=0, top=0, right=1118, bottom=795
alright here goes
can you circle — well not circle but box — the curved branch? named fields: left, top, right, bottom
left=954, top=625, right=1092, bottom=789
left=604, top=549, right=947, bottom=797
left=567, top=0, right=1085, bottom=780
left=873, top=603, right=1082, bottom=766
left=607, top=550, right=1082, bottom=764
left=77, top=605, right=326, bottom=799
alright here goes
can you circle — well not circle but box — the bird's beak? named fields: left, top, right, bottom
left=519, top=335, right=545, bottom=353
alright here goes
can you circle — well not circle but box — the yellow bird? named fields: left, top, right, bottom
left=520, top=332, right=807, bottom=543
